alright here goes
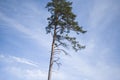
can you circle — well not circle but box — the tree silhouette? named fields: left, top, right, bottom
left=46, top=0, right=86, bottom=80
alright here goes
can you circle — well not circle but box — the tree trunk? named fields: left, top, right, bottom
left=47, top=25, right=57, bottom=80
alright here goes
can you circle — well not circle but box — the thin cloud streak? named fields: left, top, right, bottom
left=0, top=54, right=39, bottom=67
left=0, top=12, right=50, bottom=49
left=0, top=54, right=66, bottom=80
left=0, top=54, right=47, bottom=80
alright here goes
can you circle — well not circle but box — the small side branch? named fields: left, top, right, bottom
left=53, top=57, right=62, bottom=70
left=55, top=49, right=69, bottom=55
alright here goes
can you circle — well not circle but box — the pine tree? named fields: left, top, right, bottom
left=46, top=0, right=86, bottom=80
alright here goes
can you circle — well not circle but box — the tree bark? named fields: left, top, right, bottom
left=47, top=25, right=57, bottom=80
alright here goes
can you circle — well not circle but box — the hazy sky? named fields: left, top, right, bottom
left=0, top=0, right=120, bottom=80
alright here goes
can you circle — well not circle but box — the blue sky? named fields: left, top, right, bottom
left=0, top=0, right=120, bottom=80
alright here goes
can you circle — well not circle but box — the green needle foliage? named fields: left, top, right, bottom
left=46, top=0, right=86, bottom=80
left=46, top=0, right=86, bottom=51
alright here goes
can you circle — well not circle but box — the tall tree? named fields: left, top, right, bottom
left=46, top=0, right=86, bottom=80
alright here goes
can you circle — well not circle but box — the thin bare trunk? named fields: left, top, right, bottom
left=47, top=25, right=57, bottom=80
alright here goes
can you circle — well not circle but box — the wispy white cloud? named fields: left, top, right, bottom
left=9, top=56, right=39, bottom=67
left=0, top=12, right=51, bottom=49
left=0, top=54, right=39, bottom=67
left=5, top=66, right=66, bottom=80
left=5, top=67, right=47, bottom=80
left=62, top=53, right=120, bottom=80
left=88, top=0, right=119, bottom=28
left=0, top=0, right=52, bottom=50
left=0, top=54, right=66, bottom=80
left=0, top=54, right=47, bottom=80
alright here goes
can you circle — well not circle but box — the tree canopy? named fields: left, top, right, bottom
left=46, top=0, right=86, bottom=51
